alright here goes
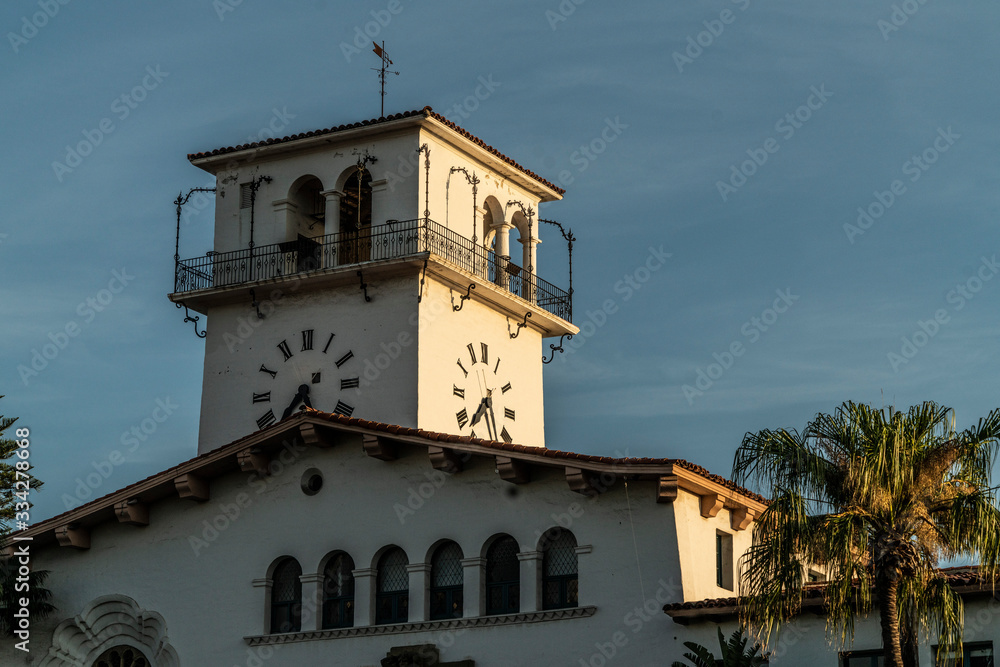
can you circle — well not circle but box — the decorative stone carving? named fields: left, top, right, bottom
left=114, top=499, right=149, bottom=526
left=54, top=524, right=90, bottom=550
left=700, top=493, right=724, bottom=518
left=428, top=446, right=464, bottom=473
left=39, top=594, right=179, bottom=667
left=237, top=447, right=271, bottom=476
left=656, top=475, right=679, bottom=503
left=496, top=456, right=529, bottom=484
left=381, top=644, right=439, bottom=667
left=174, top=472, right=210, bottom=501
left=364, top=434, right=397, bottom=461
left=730, top=506, right=755, bottom=531
left=565, top=467, right=601, bottom=496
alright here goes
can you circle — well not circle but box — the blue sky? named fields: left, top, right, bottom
left=2, top=0, right=998, bottom=523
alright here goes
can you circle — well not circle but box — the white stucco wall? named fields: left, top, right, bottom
left=672, top=488, right=754, bottom=602
left=677, top=597, right=1000, bottom=665
left=208, top=130, right=421, bottom=254
left=4, top=438, right=698, bottom=666
left=198, top=275, right=420, bottom=453
left=415, top=276, right=545, bottom=447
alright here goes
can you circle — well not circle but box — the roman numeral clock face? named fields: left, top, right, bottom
left=454, top=341, right=515, bottom=444
left=252, top=328, right=359, bottom=430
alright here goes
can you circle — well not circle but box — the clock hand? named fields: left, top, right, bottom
left=281, top=384, right=311, bottom=419
left=484, top=393, right=498, bottom=441
left=469, top=397, right=488, bottom=428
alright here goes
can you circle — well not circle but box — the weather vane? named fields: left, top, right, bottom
left=371, top=41, right=399, bottom=118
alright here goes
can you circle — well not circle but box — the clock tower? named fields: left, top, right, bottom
left=171, top=107, right=577, bottom=454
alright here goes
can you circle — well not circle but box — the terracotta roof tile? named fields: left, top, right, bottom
left=187, top=107, right=565, bottom=195
left=662, top=567, right=988, bottom=615
left=11, top=409, right=765, bottom=546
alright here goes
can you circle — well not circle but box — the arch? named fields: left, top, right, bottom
left=39, top=594, right=179, bottom=667
left=429, top=540, right=464, bottom=620
left=338, top=166, right=373, bottom=263
left=508, top=209, right=530, bottom=244
left=540, top=528, right=578, bottom=610
left=375, top=546, right=409, bottom=624
left=270, top=556, right=303, bottom=633
left=484, top=533, right=520, bottom=615
left=320, top=550, right=355, bottom=629
left=481, top=195, right=505, bottom=243
left=93, top=645, right=151, bottom=667
left=287, top=174, right=326, bottom=235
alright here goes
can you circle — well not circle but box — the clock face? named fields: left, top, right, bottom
left=252, top=328, right=359, bottom=430
left=453, top=341, right=515, bottom=444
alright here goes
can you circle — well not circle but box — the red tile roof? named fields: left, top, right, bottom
left=5, top=410, right=766, bottom=552
left=662, top=567, right=988, bottom=618
left=187, top=106, right=566, bottom=195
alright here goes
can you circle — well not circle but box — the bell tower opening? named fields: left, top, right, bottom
left=286, top=176, right=325, bottom=272
left=340, top=168, right=372, bottom=264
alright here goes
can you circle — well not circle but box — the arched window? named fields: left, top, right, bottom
left=270, top=558, right=302, bottom=633
left=429, top=541, right=464, bottom=620
left=375, top=547, right=409, bottom=624
left=485, top=535, right=520, bottom=615
left=322, top=552, right=355, bottom=629
left=542, top=529, right=578, bottom=610
left=94, top=646, right=149, bottom=667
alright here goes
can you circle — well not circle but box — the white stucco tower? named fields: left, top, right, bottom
left=170, top=107, right=577, bottom=455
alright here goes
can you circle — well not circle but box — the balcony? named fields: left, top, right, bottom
left=173, top=219, right=572, bottom=322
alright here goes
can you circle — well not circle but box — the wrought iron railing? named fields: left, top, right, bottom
left=174, top=219, right=572, bottom=321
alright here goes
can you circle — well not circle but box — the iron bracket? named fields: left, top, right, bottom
left=510, top=311, right=532, bottom=339
left=176, top=302, right=206, bottom=338
left=249, top=288, right=265, bottom=319
left=543, top=333, right=573, bottom=363
left=453, top=283, right=476, bottom=312
left=417, top=258, right=429, bottom=303
left=358, top=270, right=371, bottom=302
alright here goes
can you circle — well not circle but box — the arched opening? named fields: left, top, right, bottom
left=285, top=176, right=325, bottom=273
left=484, top=534, right=520, bottom=615
left=540, top=528, right=578, bottom=609
left=339, top=168, right=373, bottom=264
left=270, top=557, right=303, bottom=633
left=375, top=546, right=409, bottom=624
left=321, top=551, right=355, bottom=629
left=429, top=541, right=464, bottom=620
left=94, top=646, right=150, bottom=667
left=482, top=196, right=506, bottom=286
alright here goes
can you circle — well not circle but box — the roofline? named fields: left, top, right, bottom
left=663, top=567, right=993, bottom=624
left=186, top=106, right=565, bottom=198
left=3, top=411, right=766, bottom=554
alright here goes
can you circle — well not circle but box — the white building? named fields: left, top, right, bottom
left=2, top=108, right=995, bottom=666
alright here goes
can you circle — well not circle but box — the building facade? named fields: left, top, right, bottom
left=2, top=108, right=995, bottom=666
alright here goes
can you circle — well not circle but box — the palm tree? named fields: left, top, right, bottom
left=672, top=627, right=767, bottom=667
left=732, top=401, right=1000, bottom=667
left=0, top=397, right=54, bottom=634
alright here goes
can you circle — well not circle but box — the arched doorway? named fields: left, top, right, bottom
left=339, top=168, right=373, bottom=264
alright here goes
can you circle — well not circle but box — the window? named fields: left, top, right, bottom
left=322, top=552, right=355, bottom=629
left=808, top=569, right=826, bottom=583
left=94, top=646, right=148, bottom=667
left=716, top=531, right=734, bottom=591
left=270, top=558, right=302, bottom=633
left=841, top=650, right=884, bottom=667
left=240, top=182, right=253, bottom=209
left=541, top=528, right=578, bottom=610
left=375, top=548, right=409, bottom=624
left=429, top=541, right=464, bottom=620
left=485, top=536, right=520, bottom=615
left=934, top=642, right=994, bottom=667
